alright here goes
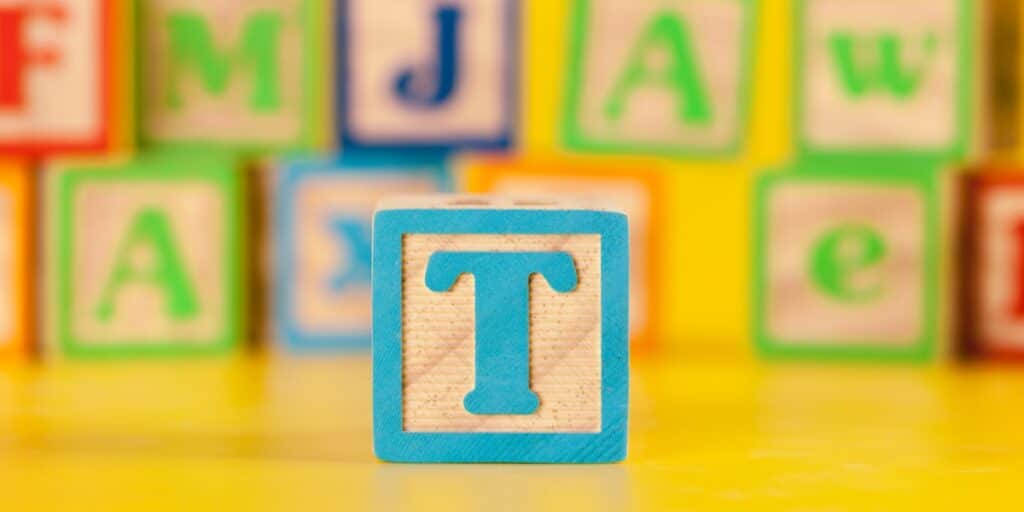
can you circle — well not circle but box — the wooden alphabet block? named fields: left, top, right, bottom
left=754, top=166, right=941, bottom=362
left=795, top=0, right=975, bottom=159
left=274, top=155, right=450, bottom=352
left=337, top=0, right=517, bottom=151
left=46, top=154, right=244, bottom=359
left=962, top=173, right=1024, bottom=361
left=0, top=161, right=32, bottom=361
left=0, top=0, right=132, bottom=156
left=459, top=156, right=665, bottom=352
left=372, top=196, right=628, bottom=463
left=560, top=0, right=756, bottom=157
left=139, top=0, right=327, bottom=151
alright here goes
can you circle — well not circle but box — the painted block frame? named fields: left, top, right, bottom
left=0, top=0, right=133, bottom=156
left=961, top=172, right=1024, bottom=362
left=753, top=166, right=940, bottom=362
left=336, top=0, right=519, bottom=153
left=0, top=162, right=32, bottom=360
left=792, top=0, right=975, bottom=162
left=560, top=0, right=758, bottom=158
left=372, top=207, right=629, bottom=463
left=137, top=0, right=328, bottom=153
left=274, top=155, right=451, bottom=352
left=50, top=155, right=245, bottom=359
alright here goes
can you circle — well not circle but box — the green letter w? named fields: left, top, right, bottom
left=828, top=32, right=939, bottom=99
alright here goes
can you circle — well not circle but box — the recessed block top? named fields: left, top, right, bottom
left=373, top=195, right=628, bottom=463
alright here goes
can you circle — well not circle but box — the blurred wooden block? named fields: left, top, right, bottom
left=753, top=166, right=941, bottom=362
left=0, top=0, right=133, bottom=156
left=794, top=0, right=976, bottom=159
left=138, top=0, right=328, bottom=151
left=560, top=0, right=756, bottom=157
left=372, top=196, right=628, bottom=463
left=0, top=161, right=32, bottom=361
left=460, top=156, right=665, bottom=352
left=274, top=155, right=450, bottom=352
left=337, top=0, right=517, bottom=151
left=962, top=172, right=1024, bottom=361
left=46, top=154, right=245, bottom=359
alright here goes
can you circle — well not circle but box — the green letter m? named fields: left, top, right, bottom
left=166, top=11, right=283, bottom=111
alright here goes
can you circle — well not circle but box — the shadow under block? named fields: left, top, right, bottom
left=459, top=156, right=665, bottom=352
left=753, top=167, right=942, bottom=362
left=138, top=0, right=327, bottom=151
left=794, top=0, right=975, bottom=160
left=560, top=0, right=756, bottom=157
left=962, top=173, right=1024, bottom=361
left=0, top=162, right=31, bottom=361
left=46, top=155, right=244, bottom=359
left=0, top=0, right=133, bottom=156
left=274, top=156, right=449, bottom=352
left=372, top=196, right=628, bottom=463
left=337, top=0, right=517, bottom=151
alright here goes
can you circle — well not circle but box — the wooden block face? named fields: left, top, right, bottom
left=754, top=171, right=939, bottom=361
left=372, top=199, right=628, bottom=462
left=139, top=0, right=323, bottom=149
left=275, top=158, right=449, bottom=351
left=51, top=156, right=243, bottom=358
left=562, top=0, right=755, bottom=156
left=967, top=176, right=1024, bottom=359
left=338, top=0, right=516, bottom=150
left=402, top=233, right=602, bottom=433
left=0, top=162, right=30, bottom=359
left=0, top=0, right=116, bottom=154
left=797, top=0, right=972, bottom=157
left=461, top=158, right=663, bottom=351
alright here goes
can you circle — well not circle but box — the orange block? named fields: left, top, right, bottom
left=0, top=161, right=32, bottom=361
left=459, top=155, right=667, bottom=353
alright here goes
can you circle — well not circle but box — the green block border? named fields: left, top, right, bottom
left=560, top=0, right=758, bottom=158
left=792, top=0, right=975, bottom=162
left=53, top=154, right=245, bottom=359
left=136, top=0, right=327, bottom=155
left=752, top=164, right=940, bottom=363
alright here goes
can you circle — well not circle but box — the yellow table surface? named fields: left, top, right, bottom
left=3, top=353, right=1024, bottom=510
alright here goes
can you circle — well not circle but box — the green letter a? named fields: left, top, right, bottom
left=604, top=11, right=712, bottom=125
left=166, top=11, right=283, bottom=111
left=829, top=32, right=939, bottom=99
left=94, top=208, right=199, bottom=322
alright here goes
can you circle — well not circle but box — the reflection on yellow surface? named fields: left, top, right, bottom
left=3, top=354, right=1024, bottom=509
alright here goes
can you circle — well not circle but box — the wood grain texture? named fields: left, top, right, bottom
left=401, top=234, right=602, bottom=433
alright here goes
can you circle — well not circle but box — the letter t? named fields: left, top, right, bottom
left=425, top=251, right=579, bottom=415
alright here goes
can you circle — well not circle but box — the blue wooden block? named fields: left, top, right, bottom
left=275, top=155, right=450, bottom=352
left=336, top=0, right=518, bottom=152
left=372, top=196, right=629, bottom=463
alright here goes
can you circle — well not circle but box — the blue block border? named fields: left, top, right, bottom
left=275, top=155, right=451, bottom=352
left=336, top=0, right=519, bottom=153
left=372, top=208, right=629, bottom=463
